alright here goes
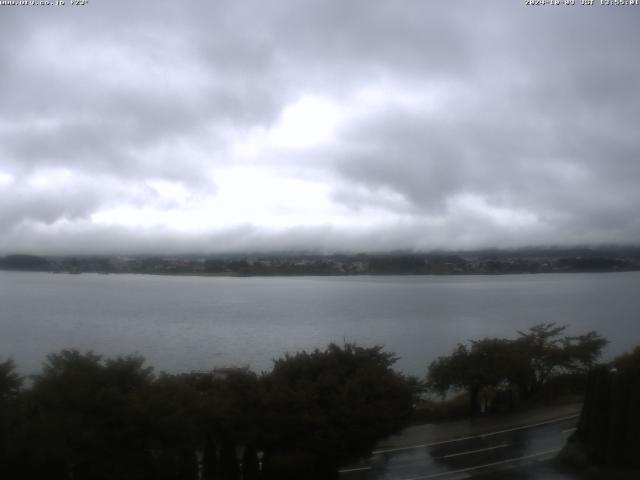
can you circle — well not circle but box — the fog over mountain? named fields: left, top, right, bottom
left=1, top=1, right=639, bottom=254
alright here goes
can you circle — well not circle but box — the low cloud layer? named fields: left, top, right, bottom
left=1, top=1, right=639, bottom=254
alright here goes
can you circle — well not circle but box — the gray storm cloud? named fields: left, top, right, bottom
left=0, top=0, right=638, bottom=254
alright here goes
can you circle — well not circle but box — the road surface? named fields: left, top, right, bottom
left=339, top=414, right=579, bottom=479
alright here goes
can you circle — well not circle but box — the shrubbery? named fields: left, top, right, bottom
left=0, top=344, right=418, bottom=480
left=426, top=324, right=607, bottom=414
left=571, top=347, right=640, bottom=468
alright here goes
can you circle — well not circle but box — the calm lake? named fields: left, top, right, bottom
left=1, top=271, right=639, bottom=376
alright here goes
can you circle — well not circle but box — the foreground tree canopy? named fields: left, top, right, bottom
left=573, top=346, right=640, bottom=468
left=0, top=343, right=418, bottom=480
left=426, top=323, right=608, bottom=414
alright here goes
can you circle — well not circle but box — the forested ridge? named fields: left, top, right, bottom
left=2, top=247, right=640, bottom=276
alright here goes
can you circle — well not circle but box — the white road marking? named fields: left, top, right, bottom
left=401, top=448, right=562, bottom=480
left=373, top=444, right=432, bottom=455
left=562, top=427, right=577, bottom=433
left=372, top=413, right=579, bottom=455
left=338, top=466, right=372, bottom=473
left=441, top=443, right=508, bottom=459
left=460, top=414, right=580, bottom=438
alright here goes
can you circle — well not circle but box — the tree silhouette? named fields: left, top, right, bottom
left=262, top=343, right=416, bottom=478
left=0, top=358, right=22, bottom=400
left=427, top=339, right=513, bottom=414
left=427, top=324, right=608, bottom=413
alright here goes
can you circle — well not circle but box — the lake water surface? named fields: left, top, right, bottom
left=1, top=271, right=639, bottom=376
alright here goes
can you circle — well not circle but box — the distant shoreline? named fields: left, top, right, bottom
left=2, top=248, right=640, bottom=277
left=2, top=268, right=639, bottom=278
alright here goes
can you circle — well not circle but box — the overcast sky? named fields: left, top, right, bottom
left=1, top=0, right=639, bottom=254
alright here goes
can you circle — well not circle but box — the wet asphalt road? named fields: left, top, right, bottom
left=339, top=415, right=579, bottom=480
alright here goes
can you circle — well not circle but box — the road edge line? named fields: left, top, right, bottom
left=402, top=448, right=562, bottom=480
left=372, top=413, right=579, bottom=455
